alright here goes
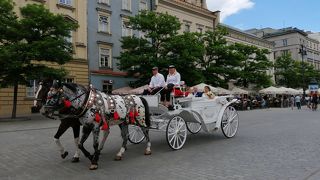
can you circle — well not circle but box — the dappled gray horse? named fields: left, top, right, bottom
left=39, top=83, right=151, bottom=170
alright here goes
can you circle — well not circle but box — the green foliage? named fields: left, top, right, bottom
left=118, top=11, right=273, bottom=88
left=118, top=11, right=205, bottom=86
left=275, top=53, right=320, bottom=88
left=0, top=2, right=78, bottom=87
left=233, top=43, right=273, bottom=88
left=0, top=1, right=78, bottom=117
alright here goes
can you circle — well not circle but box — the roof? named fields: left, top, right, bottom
left=219, top=23, right=273, bottom=45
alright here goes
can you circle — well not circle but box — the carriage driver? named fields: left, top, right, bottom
left=143, top=66, right=165, bottom=95
left=161, top=65, right=181, bottom=107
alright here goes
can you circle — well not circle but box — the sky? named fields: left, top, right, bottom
left=207, top=0, right=320, bottom=32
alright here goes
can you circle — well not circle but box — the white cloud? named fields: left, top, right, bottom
left=206, top=0, right=255, bottom=22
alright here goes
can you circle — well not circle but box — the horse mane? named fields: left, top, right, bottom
left=62, top=83, right=79, bottom=93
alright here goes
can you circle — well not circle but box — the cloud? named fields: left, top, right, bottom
left=207, top=0, right=255, bottom=21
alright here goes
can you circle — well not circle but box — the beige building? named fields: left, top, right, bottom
left=153, top=0, right=220, bottom=33
left=221, top=24, right=275, bottom=81
left=0, top=0, right=88, bottom=116
left=247, top=27, right=320, bottom=70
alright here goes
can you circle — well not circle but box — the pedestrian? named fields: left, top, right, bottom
left=290, top=95, right=295, bottom=110
left=311, top=94, right=318, bottom=111
left=295, top=95, right=301, bottom=110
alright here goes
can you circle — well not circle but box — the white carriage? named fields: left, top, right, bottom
left=128, top=93, right=239, bottom=150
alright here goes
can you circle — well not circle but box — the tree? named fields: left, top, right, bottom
left=0, top=1, right=78, bottom=118
left=274, top=53, right=320, bottom=88
left=118, top=11, right=204, bottom=86
left=274, top=54, right=300, bottom=88
left=232, top=43, right=273, bottom=88
left=198, top=27, right=241, bottom=88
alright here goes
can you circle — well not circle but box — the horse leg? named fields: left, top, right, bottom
left=53, top=120, right=70, bottom=159
left=78, top=124, right=93, bottom=161
left=98, top=129, right=110, bottom=151
left=115, top=123, right=129, bottom=161
left=142, top=127, right=152, bottom=155
left=89, top=125, right=101, bottom=170
left=71, top=120, right=81, bottom=163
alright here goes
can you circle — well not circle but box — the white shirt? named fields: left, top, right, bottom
left=295, top=96, right=301, bottom=102
left=149, top=73, right=165, bottom=88
left=166, top=72, right=181, bottom=86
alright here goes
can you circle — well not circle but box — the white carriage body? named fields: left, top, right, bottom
left=142, top=95, right=236, bottom=133
left=129, top=94, right=239, bottom=150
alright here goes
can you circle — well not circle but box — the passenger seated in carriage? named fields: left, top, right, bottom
left=187, top=87, right=203, bottom=98
left=161, top=65, right=181, bottom=107
left=202, top=86, right=215, bottom=99
left=143, top=66, right=165, bottom=95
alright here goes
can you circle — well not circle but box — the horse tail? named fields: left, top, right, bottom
left=139, top=97, right=150, bottom=127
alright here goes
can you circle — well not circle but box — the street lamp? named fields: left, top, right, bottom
left=299, top=44, right=307, bottom=97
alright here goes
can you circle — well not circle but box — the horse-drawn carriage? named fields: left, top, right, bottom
left=128, top=93, right=239, bottom=150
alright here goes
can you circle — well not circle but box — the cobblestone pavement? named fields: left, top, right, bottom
left=1, top=107, right=320, bottom=180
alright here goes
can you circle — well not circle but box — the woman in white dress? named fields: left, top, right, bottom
left=202, top=86, right=215, bottom=99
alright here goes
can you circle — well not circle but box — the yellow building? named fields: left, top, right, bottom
left=0, top=0, right=88, bottom=116
left=153, top=0, right=220, bottom=33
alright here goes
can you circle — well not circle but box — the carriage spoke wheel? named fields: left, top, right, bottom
left=166, top=116, right=187, bottom=150
left=186, top=122, right=201, bottom=134
left=221, top=106, right=239, bottom=138
left=128, top=125, right=145, bottom=144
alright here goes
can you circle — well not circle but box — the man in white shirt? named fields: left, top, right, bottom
left=161, top=65, right=181, bottom=107
left=143, top=67, right=165, bottom=95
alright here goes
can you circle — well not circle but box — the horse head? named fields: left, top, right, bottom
left=40, top=82, right=89, bottom=119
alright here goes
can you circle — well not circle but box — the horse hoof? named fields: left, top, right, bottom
left=89, top=164, right=98, bottom=170
left=61, top=151, right=69, bottom=159
left=114, top=156, right=122, bottom=161
left=71, top=157, right=80, bottom=163
left=144, top=150, right=152, bottom=155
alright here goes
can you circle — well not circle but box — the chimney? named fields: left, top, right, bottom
left=202, top=0, right=207, bottom=9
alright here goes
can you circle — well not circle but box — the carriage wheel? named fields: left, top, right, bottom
left=128, top=125, right=145, bottom=144
left=166, top=116, right=187, bottom=150
left=186, top=122, right=201, bottom=134
left=221, top=106, right=239, bottom=138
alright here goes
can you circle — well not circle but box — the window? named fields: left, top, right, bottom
left=122, top=19, right=132, bottom=37
left=98, top=0, right=109, bottom=5
left=59, top=0, right=72, bottom=6
left=65, top=31, right=72, bottom=43
left=26, top=80, right=38, bottom=98
left=63, top=78, right=74, bottom=83
left=282, top=39, right=288, bottom=46
left=122, top=0, right=131, bottom=11
left=99, top=47, right=112, bottom=68
left=102, top=80, right=113, bottom=94
left=98, top=14, right=110, bottom=33
left=184, top=23, right=191, bottom=33
left=282, top=50, right=289, bottom=56
left=139, top=0, right=147, bottom=10
left=196, top=24, right=204, bottom=33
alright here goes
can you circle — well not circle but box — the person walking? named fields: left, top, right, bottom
left=290, top=95, right=295, bottom=110
left=295, top=95, right=301, bottom=110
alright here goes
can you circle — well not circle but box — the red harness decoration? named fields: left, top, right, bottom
left=134, top=110, right=139, bottom=117
left=63, top=99, right=72, bottom=108
left=113, top=111, right=120, bottom=120
left=101, top=121, right=108, bottom=131
left=129, top=110, right=135, bottom=124
left=95, top=112, right=101, bottom=123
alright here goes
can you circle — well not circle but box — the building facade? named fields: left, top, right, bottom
left=247, top=27, right=320, bottom=70
left=88, top=0, right=151, bottom=93
left=221, top=24, right=275, bottom=81
left=0, top=0, right=88, bottom=116
left=152, top=0, right=220, bottom=33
